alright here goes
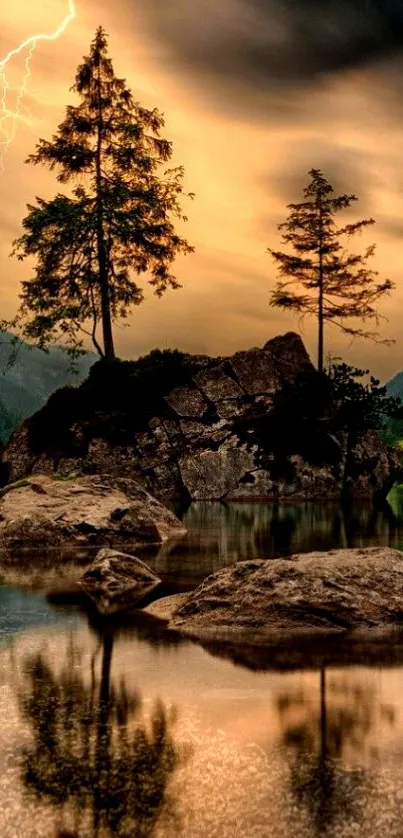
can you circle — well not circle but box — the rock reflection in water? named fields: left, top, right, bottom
left=18, top=627, right=181, bottom=838
left=3, top=493, right=403, bottom=595
left=150, top=489, right=403, bottom=584
left=275, top=669, right=397, bottom=836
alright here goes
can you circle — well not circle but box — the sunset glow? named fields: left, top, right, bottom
left=1, top=0, right=403, bottom=378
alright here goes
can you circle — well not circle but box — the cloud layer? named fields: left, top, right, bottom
left=0, top=0, right=402, bottom=380
left=135, top=0, right=403, bottom=107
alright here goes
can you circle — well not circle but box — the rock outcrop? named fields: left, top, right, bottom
left=169, top=547, right=403, bottom=639
left=0, top=474, right=186, bottom=551
left=80, top=548, right=162, bottom=615
left=1, top=332, right=400, bottom=501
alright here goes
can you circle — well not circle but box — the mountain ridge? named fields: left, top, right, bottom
left=0, top=332, right=94, bottom=443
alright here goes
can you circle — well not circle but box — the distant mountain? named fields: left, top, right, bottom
left=0, top=333, right=95, bottom=443
left=385, top=371, right=403, bottom=401
left=382, top=372, right=403, bottom=447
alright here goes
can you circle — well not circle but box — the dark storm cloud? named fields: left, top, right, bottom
left=256, top=138, right=378, bottom=241
left=265, top=138, right=375, bottom=201
left=134, top=0, right=403, bottom=110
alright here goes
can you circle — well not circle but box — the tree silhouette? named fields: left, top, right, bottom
left=10, top=27, right=194, bottom=360
left=18, top=630, right=180, bottom=837
left=268, top=169, right=393, bottom=372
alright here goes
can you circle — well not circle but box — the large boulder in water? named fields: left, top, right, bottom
left=169, top=547, right=403, bottom=640
left=80, top=548, right=162, bottom=615
left=0, top=473, right=186, bottom=551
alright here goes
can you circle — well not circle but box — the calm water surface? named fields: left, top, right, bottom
left=3, top=491, right=403, bottom=836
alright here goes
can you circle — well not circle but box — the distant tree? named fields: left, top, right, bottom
left=10, top=27, right=194, bottom=360
left=268, top=169, right=393, bottom=373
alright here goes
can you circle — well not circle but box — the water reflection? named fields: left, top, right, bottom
left=5, top=491, right=403, bottom=836
left=275, top=669, right=396, bottom=836
left=4, top=607, right=403, bottom=837
left=147, top=489, right=403, bottom=584
left=18, top=630, right=180, bottom=837
left=4, top=494, right=403, bottom=595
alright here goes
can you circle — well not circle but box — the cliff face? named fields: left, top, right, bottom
left=1, top=332, right=401, bottom=502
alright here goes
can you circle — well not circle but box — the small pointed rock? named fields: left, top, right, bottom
left=80, top=548, right=162, bottom=616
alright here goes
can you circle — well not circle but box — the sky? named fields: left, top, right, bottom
left=1, top=1, right=403, bottom=379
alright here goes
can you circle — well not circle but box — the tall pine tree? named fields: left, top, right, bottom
left=268, top=169, right=393, bottom=373
left=11, top=27, right=194, bottom=359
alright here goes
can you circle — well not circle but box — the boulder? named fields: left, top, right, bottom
left=179, top=420, right=211, bottom=440
left=263, top=332, right=313, bottom=376
left=170, top=547, right=403, bottom=639
left=144, top=592, right=189, bottom=621
left=179, top=418, right=229, bottom=444
left=80, top=548, right=162, bottom=615
left=346, top=429, right=402, bottom=498
left=179, top=447, right=255, bottom=500
left=230, top=349, right=281, bottom=395
left=229, top=332, right=312, bottom=396
left=1, top=425, right=33, bottom=484
left=225, top=469, right=275, bottom=499
left=215, top=399, right=245, bottom=420
left=276, top=456, right=341, bottom=500
left=0, top=511, right=65, bottom=549
left=0, top=474, right=186, bottom=551
left=166, top=385, right=208, bottom=418
left=193, top=366, right=244, bottom=402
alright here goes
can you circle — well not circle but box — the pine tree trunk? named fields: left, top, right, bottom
left=318, top=203, right=324, bottom=374
left=317, top=665, right=329, bottom=834
left=318, top=284, right=324, bottom=374
left=97, top=232, right=115, bottom=360
left=93, top=632, right=114, bottom=835
left=320, top=666, right=327, bottom=766
left=95, top=63, right=115, bottom=361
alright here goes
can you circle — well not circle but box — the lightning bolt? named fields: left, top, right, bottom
left=0, top=0, right=76, bottom=171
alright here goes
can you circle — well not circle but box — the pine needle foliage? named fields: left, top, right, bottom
left=11, top=27, right=194, bottom=359
left=268, top=169, right=393, bottom=372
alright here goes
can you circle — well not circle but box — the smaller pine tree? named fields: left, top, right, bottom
left=268, top=169, right=394, bottom=372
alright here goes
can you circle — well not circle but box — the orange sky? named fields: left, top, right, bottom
left=1, top=0, right=403, bottom=380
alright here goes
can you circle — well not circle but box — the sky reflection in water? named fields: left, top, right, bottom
left=3, top=494, right=403, bottom=836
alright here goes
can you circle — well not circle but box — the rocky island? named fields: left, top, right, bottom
left=1, top=332, right=401, bottom=503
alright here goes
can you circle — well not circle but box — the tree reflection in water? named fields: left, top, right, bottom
left=175, top=492, right=403, bottom=576
left=275, top=669, right=396, bottom=836
left=18, top=628, right=180, bottom=838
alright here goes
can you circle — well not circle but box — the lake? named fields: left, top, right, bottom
left=3, top=489, right=403, bottom=836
